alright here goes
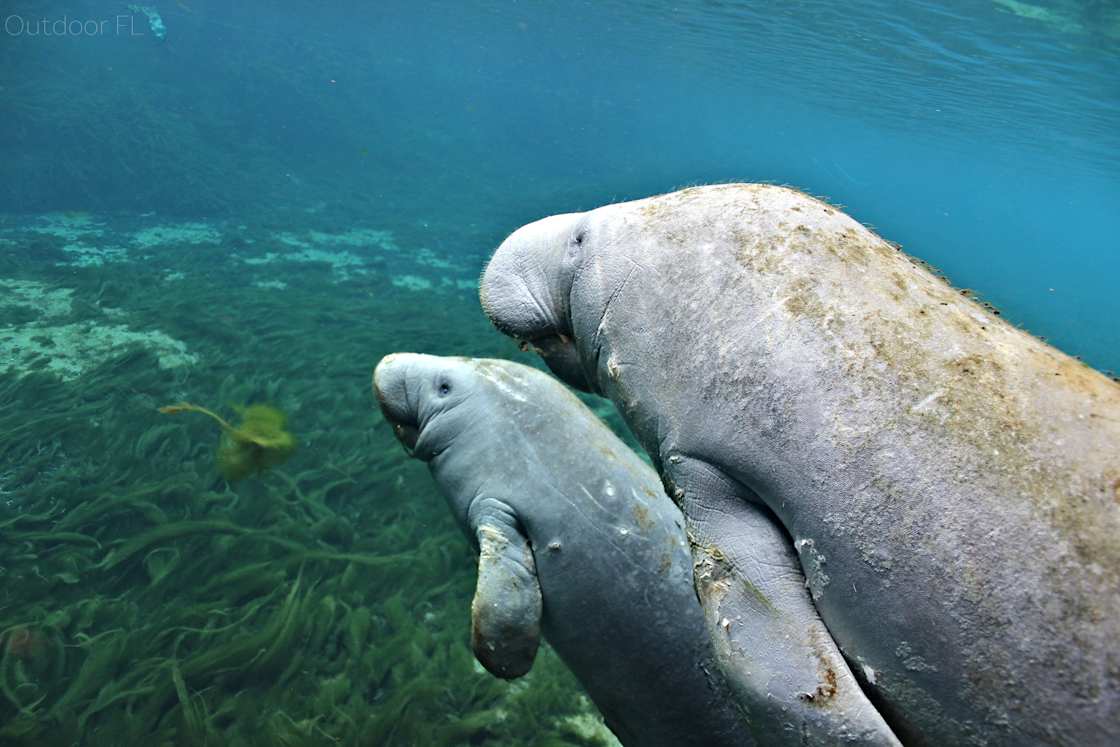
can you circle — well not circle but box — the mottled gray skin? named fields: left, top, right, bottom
left=480, top=184, right=1120, bottom=746
left=373, top=354, right=899, bottom=747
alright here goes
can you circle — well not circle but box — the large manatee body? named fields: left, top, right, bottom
left=373, top=354, right=899, bottom=746
left=480, top=184, right=1120, bottom=745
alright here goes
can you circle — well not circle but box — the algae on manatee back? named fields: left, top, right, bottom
left=158, top=402, right=296, bottom=481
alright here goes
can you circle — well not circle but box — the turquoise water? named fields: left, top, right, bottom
left=0, top=1, right=1117, bottom=744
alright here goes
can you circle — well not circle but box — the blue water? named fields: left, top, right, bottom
left=2, top=0, right=1117, bottom=369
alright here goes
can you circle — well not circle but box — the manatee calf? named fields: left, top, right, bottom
left=373, top=353, right=899, bottom=746
left=480, top=183, right=1120, bottom=745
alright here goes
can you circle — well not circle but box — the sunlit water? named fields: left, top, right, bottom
left=3, top=0, right=1116, bottom=367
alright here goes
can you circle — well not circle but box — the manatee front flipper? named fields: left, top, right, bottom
left=467, top=496, right=543, bottom=679
left=664, top=456, right=900, bottom=746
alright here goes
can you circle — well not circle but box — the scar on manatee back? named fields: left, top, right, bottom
left=688, top=534, right=777, bottom=615
left=798, top=652, right=840, bottom=706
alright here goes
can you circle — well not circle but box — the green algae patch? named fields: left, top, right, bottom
left=159, top=402, right=296, bottom=481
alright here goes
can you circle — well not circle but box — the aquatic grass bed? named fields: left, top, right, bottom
left=0, top=213, right=621, bottom=745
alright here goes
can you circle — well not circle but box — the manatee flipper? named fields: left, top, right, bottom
left=664, top=456, right=900, bottom=746
left=467, top=497, right=543, bottom=679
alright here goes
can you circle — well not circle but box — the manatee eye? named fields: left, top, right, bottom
left=567, top=226, right=587, bottom=260
left=437, top=381, right=451, bottom=396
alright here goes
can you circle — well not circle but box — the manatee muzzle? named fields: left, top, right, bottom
left=372, top=362, right=422, bottom=456
left=374, top=393, right=421, bottom=455
left=390, top=421, right=419, bottom=454
left=520, top=334, right=594, bottom=393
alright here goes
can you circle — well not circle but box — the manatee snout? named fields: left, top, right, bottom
left=480, top=212, right=580, bottom=340
left=481, top=213, right=597, bottom=392
left=372, top=353, right=420, bottom=453
left=520, top=334, right=595, bottom=393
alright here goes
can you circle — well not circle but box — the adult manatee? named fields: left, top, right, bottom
left=373, top=353, right=899, bottom=746
left=479, top=183, right=1120, bottom=745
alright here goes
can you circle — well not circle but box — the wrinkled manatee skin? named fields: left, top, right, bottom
left=480, top=184, right=1120, bottom=746
left=374, top=354, right=899, bottom=746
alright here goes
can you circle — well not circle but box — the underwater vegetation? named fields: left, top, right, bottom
left=158, top=402, right=296, bottom=481
left=0, top=216, right=617, bottom=745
